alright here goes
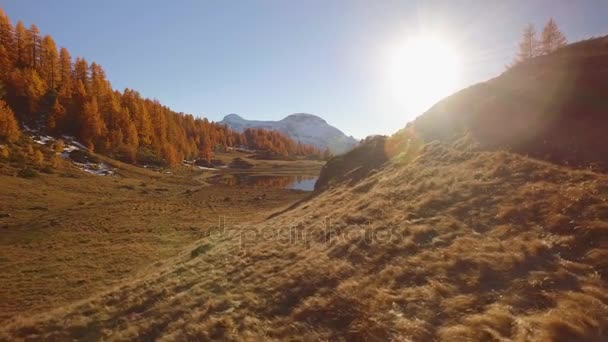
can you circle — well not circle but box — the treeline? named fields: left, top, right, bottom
left=513, top=18, right=567, bottom=65
left=0, top=9, right=321, bottom=166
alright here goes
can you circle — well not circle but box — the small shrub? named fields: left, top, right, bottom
left=33, top=150, right=44, bottom=166
left=49, top=154, right=61, bottom=168
left=115, top=145, right=137, bottom=164
left=17, top=167, right=38, bottom=178
left=136, top=147, right=165, bottom=166
left=52, top=139, right=65, bottom=153
left=40, top=166, right=54, bottom=174
left=9, top=147, right=26, bottom=163
left=25, top=144, right=34, bottom=156
left=0, top=147, right=9, bottom=160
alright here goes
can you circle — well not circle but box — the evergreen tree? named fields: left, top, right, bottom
left=0, top=9, right=15, bottom=67
left=40, top=35, right=59, bottom=88
left=47, top=98, right=65, bottom=133
left=80, top=97, right=106, bottom=150
left=540, top=18, right=567, bottom=55
left=0, top=45, right=11, bottom=78
left=199, top=134, right=212, bottom=162
left=14, top=20, right=27, bottom=67
left=58, top=47, right=72, bottom=97
left=26, top=24, right=41, bottom=70
left=73, top=57, right=89, bottom=86
left=0, top=99, right=20, bottom=142
left=514, top=23, right=539, bottom=64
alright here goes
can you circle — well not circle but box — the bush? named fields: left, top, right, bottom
left=49, top=154, right=61, bottom=168
left=52, top=139, right=65, bottom=153
left=115, top=145, right=137, bottom=164
left=33, top=150, right=44, bottom=166
left=25, top=144, right=34, bottom=156
left=136, top=147, right=165, bottom=166
left=17, top=167, right=38, bottom=178
left=0, top=147, right=8, bottom=160
left=40, top=166, right=54, bottom=174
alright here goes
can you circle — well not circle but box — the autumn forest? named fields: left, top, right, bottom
left=0, top=9, right=323, bottom=166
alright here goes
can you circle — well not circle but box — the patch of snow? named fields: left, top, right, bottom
left=71, top=141, right=87, bottom=149
left=60, top=135, right=87, bottom=150
left=33, top=135, right=55, bottom=145
left=73, top=161, right=114, bottom=176
left=64, top=145, right=79, bottom=153
left=59, top=140, right=82, bottom=159
left=197, top=166, right=216, bottom=171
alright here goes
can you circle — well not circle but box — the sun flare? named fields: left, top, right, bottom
left=387, top=34, right=462, bottom=117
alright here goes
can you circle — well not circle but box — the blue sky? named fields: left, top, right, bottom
left=3, top=0, right=608, bottom=138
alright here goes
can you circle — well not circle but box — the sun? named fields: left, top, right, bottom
left=386, top=34, right=462, bottom=118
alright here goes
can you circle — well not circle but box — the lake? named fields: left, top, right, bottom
left=208, top=174, right=318, bottom=191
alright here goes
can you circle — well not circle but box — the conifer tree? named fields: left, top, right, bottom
left=514, top=23, right=539, bottom=64
left=73, top=57, right=89, bottom=86
left=540, top=18, right=567, bottom=55
left=80, top=97, right=106, bottom=150
left=26, top=24, right=41, bottom=70
left=58, top=47, right=72, bottom=97
left=0, top=99, right=20, bottom=142
left=0, top=45, right=11, bottom=77
left=0, top=9, right=15, bottom=68
left=47, top=98, right=65, bottom=133
left=14, top=20, right=27, bottom=67
left=40, top=35, right=59, bottom=88
left=199, top=134, right=212, bottom=162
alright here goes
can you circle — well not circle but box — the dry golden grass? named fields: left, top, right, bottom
left=0, top=143, right=317, bottom=332
left=1, top=142, right=606, bottom=341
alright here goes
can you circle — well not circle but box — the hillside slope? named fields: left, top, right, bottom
left=220, top=113, right=358, bottom=155
left=3, top=35, right=608, bottom=342
left=2, top=144, right=607, bottom=341
left=401, top=35, right=608, bottom=171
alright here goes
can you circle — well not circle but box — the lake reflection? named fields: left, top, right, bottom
left=209, top=174, right=318, bottom=191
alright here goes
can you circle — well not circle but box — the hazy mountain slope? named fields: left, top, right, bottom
left=2, top=144, right=607, bottom=341
left=220, top=113, right=358, bottom=155
left=401, top=35, right=608, bottom=171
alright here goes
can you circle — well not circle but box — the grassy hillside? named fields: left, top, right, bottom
left=0, top=139, right=319, bottom=328
left=401, top=35, right=608, bottom=171
left=2, top=143, right=607, bottom=340
left=2, top=33, right=608, bottom=342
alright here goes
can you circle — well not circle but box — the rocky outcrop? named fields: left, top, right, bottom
left=314, top=135, right=389, bottom=191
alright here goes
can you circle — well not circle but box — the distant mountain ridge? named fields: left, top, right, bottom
left=219, top=113, right=358, bottom=155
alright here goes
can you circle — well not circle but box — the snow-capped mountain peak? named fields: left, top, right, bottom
left=219, top=113, right=357, bottom=155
